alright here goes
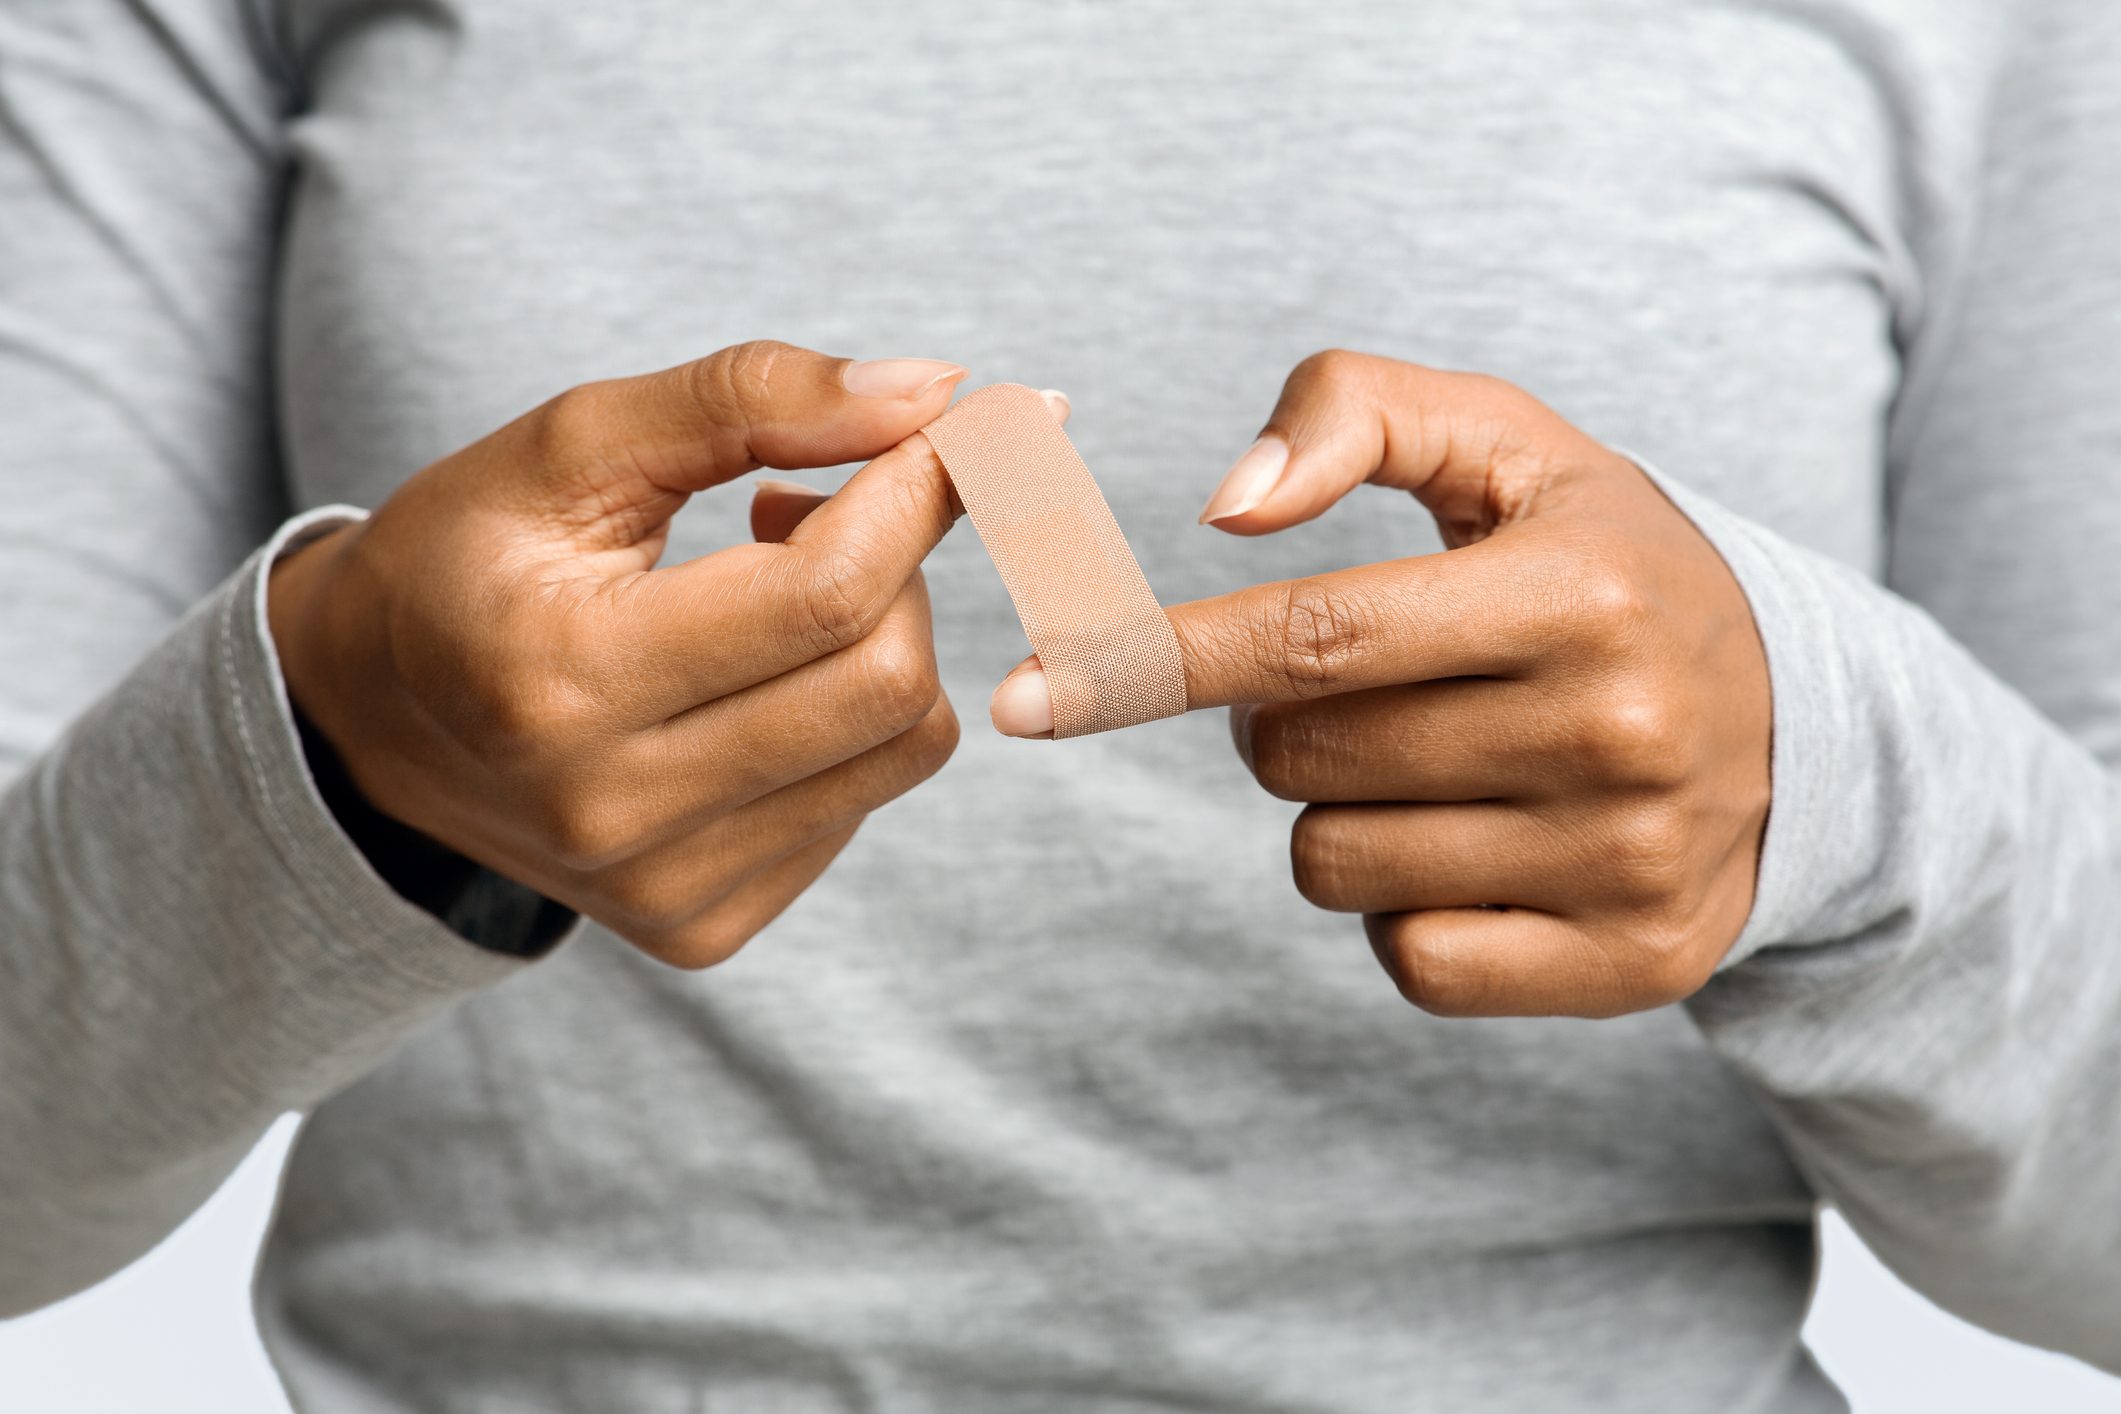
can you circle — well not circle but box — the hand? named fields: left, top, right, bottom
left=991, top=352, right=1771, bottom=1017
left=271, top=343, right=1038, bottom=968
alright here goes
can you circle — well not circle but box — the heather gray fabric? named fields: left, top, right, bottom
left=4, top=2, right=2119, bottom=1409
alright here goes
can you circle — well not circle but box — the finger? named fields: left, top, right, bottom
left=622, top=574, right=941, bottom=817
left=1196, top=351, right=1621, bottom=541
left=501, top=343, right=966, bottom=541
left=1288, top=801, right=1584, bottom=914
left=1363, top=906, right=1705, bottom=1019
left=991, top=526, right=1591, bottom=735
left=988, top=655, right=1056, bottom=738
left=506, top=575, right=939, bottom=852
left=581, top=695, right=957, bottom=926
left=751, top=479, right=832, bottom=543
left=747, top=390, right=1068, bottom=547
left=604, top=385, right=1069, bottom=714
left=706, top=692, right=956, bottom=866
left=591, top=444, right=947, bottom=715
left=777, top=383, right=1072, bottom=571
left=1233, top=679, right=1570, bottom=803
left=627, top=822, right=863, bottom=970
left=1171, top=535, right=1575, bottom=709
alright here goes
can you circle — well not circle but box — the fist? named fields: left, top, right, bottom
left=993, top=352, right=1771, bottom=1018
left=271, top=343, right=1049, bottom=968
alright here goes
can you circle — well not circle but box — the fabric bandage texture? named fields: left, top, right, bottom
left=919, top=383, right=1188, bottom=738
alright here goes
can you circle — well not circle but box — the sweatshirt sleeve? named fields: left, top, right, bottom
left=0, top=2, right=540, bottom=1315
left=1663, top=3, right=2121, bottom=1368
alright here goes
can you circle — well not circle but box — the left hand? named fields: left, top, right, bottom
left=990, top=352, right=1772, bottom=1018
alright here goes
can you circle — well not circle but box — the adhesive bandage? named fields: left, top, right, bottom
left=919, top=384, right=1188, bottom=738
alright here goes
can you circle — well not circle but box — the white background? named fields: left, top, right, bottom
left=4, top=1116, right=2117, bottom=1412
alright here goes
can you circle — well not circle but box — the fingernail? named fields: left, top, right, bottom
left=752, top=477, right=826, bottom=498
left=1038, top=388, right=1072, bottom=424
left=1198, top=435, right=1290, bottom=524
left=989, top=663, right=1054, bottom=738
left=842, top=358, right=966, bottom=400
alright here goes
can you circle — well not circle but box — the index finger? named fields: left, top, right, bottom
left=1164, top=531, right=1557, bottom=710
left=602, top=391, right=1067, bottom=715
left=591, top=435, right=960, bottom=720
left=781, top=388, right=1073, bottom=577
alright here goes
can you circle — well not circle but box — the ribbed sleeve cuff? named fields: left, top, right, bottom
left=212, top=505, right=563, bottom=995
left=1624, top=459, right=1885, bottom=972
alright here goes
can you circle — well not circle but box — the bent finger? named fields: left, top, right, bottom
left=606, top=388, right=1065, bottom=715
left=1289, top=801, right=1582, bottom=915
left=628, top=823, right=864, bottom=970
left=1233, top=678, right=1559, bottom=804
left=627, top=575, right=942, bottom=817
left=1161, top=532, right=1571, bottom=711
left=582, top=694, right=957, bottom=924
left=1199, top=352, right=1610, bottom=541
left=751, top=479, right=833, bottom=544
left=507, top=344, right=964, bottom=530
left=776, top=385, right=1072, bottom=594
left=1362, top=907, right=1659, bottom=1019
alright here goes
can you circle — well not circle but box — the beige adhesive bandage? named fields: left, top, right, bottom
left=919, top=383, right=1188, bottom=738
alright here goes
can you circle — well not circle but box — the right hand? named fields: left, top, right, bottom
left=269, top=342, right=1027, bottom=967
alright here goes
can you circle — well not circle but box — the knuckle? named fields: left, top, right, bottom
left=468, top=662, right=583, bottom=749
left=641, top=912, right=760, bottom=971
left=1582, top=691, right=1691, bottom=788
left=1241, top=705, right=1315, bottom=801
left=1292, top=346, right=1367, bottom=392
left=1289, top=807, right=1357, bottom=910
left=467, top=674, right=545, bottom=744
left=1380, top=925, right=1472, bottom=1015
left=462, top=602, right=612, bottom=745
left=1620, top=916, right=1715, bottom=1006
left=609, top=868, right=710, bottom=937
left=1458, top=370, right=1538, bottom=416
left=1266, top=578, right=1364, bottom=698
left=1599, top=801, right=1694, bottom=905
left=1565, top=555, right=1655, bottom=652
left=537, top=789, right=640, bottom=871
left=697, top=339, right=794, bottom=416
left=796, top=548, right=885, bottom=655
left=855, top=703, right=959, bottom=809
left=859, top=629, right=941, bottom=731
left=901, top=696, right=962, bottom=777
left=526, top=386, right=671, bottom=539
left=534, top=381, right=618, bottom=456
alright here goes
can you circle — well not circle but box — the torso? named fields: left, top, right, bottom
left=258, top=4, right=1990, bottom=1408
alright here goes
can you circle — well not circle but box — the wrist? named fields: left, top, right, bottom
left=266, top=520, right=407, bottom=823
left=267, top=520, right=357, bottom=717
left=269, top=523, right=576, bottom=957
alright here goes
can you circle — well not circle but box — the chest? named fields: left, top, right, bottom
left=275, top=0, right=1975, bottom=591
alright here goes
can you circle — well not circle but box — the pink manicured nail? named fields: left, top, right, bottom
left=752, top=478, right=827, bottom=498
left=1198, top=435, right=1289, bottom=525
left=1038, top=388, right=1072, bottom=424
left=841, top=358, right=966, bottom=400
left=989, top=663, right=1054, bottom=738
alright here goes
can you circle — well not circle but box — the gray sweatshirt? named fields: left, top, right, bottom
left=3, top=2, right=2119, bottom=1410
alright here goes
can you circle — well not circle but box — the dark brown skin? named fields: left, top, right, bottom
left=268, top=342, right=1067, bottom=969
left=992, top=352, right=1773, bottom=1019
left=275, top=337, right=1767, bottom=1016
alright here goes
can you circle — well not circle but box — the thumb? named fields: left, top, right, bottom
left=1195, top=352, right=1613, bottom=546
left=748, top=388, right=1071, bottom=548
left=749, top=479, right=832, bottom=544
left=498, top=341, right=966, bottom=548
left=992, top=360, right=1627, bottom=738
